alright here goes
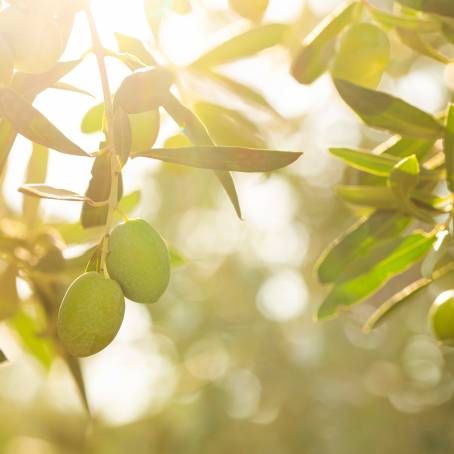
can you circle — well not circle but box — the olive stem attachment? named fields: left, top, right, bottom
left=83, top=1, right=120, bottom=276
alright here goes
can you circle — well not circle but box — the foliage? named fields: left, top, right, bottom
left=291, top=0, right=454, bottom=333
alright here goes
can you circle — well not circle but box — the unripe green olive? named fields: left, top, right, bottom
left=229, top=0, right=268, bottom=21
left=429, top=290, right=454, bottom=343
left=130, top=110, right=160, bottom=153
left=0, top=5, right=63, bottom=74
left=107, top=219, right=170, bottom=304
left=57, top=272, right=125, bottom=357
left=0, top=34, right=14, bottom=85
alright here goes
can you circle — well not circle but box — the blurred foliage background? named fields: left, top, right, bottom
left=2, top=0, right=454, bottom=453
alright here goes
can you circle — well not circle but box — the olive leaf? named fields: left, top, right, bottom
left=191, top=23, right=289, bottom=68
left=0, top=88, right=88, bottom=156
left=20, top=184, right=106, bottom=206
left=291, top=1, right=362, bottom=84
left=334, top=79, right=445, bottom=139
left=134, top=146, right=302, bottom=172
left=318, top=231, right=436, bottom=320
left=397, top=0, right=454, bottom=18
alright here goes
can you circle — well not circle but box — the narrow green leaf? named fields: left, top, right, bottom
left=336, top=185, right=399, bottom=209
left=374, top=136, right=435, bottom=160
left=331, top=22, right=390, bottom=88
left=421, top=229, right=452, bottom=278
left=291, top=1, right=361, bottom=84
left=80, top=155, right=124, bottom=228
left=113, top=105, right=132, bottom=164
left=20, top=184, right=105, bottom=206
left=114, top=32, right=156, bottom=66
left=0, top=88, right=87, bottom=156
left=23, top=143, right=49, bottom=226
left=397, top=0, right=454, bottom=18
left=51, top=82, right=95, bottom=98
left=61, top=354, right=90, bottom=414
left=191, top=23, right=289, bottom=68
left=367, top=2, right=440, bottom=32
left=396, top=28, right=451, bottom=64
left=443, top=103, right=454, bottom=192
left=0, top=350, right=7, bottom=364
left=162, top=94, right=242, bottom=218
left=364, top=261, right=454, bottom=332
left=9, top=310, right=55, bottom=369
left=389, top=155, right=420, bottom=200
left=134, top=146, right=302, bottom=172
left=318, top=231, right=436, bottom=320
left=0, top=263, right=18, bottom=321
left=330, top=147, right=399, bottom=176
left=334, top=79, right=445, bottom=139
left=317, top=211, right=411, bottom=284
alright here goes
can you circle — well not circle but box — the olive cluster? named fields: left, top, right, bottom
left=57, top=220, right=171, bottom=357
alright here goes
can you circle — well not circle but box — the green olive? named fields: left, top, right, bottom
left=57, top=272, right=125, bottom=357
left=0, top=34, right=13, bottom=85
left=0, top=5, right=63, bottom=74
left=107, top=219, right=170, bottom=304
left=229, top=0, right=269, bottom=21
left=429, top=290, right=454, bottom=343
left=130, top=110, right=160, bottom=153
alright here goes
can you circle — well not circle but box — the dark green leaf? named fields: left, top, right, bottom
left=336, top=185, right=398, bottom=209
left=0, top=263, right=18, bottom=321
left=0, top=88, right=87, bottom=156
left=443, top=103, right=454, bottom=192
left=364, top=261, right=454, bottom=332
left=0, top=350, right=7, bottom=364
left=191, top=23, right=289, bottom=68
left=134, top=146, right=302, bottom=172
left=334, top=79, right=445, bottom=139
left=318, top=231, right=436, bottom=320
left=317, top=212, right=411, bottom=284
left=162, top=94, right=242, bottom=218
left=291, top=1, right=362, bottom=84
left=330, top=147, right=399, bottom=176
left=20, top=184, right=104, bottom=205
left=397, top=0, right=454, bottom=18
left=80, top=155, right=123, bottom=228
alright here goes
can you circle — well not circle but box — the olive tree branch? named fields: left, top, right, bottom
left=83, top=1, right=120, bottom=275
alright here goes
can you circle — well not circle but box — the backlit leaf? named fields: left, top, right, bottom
left=291, top=1, right=362, bottom=84
left=317, top=212, right=411, bottom=284
left=0, top=88, right=87, bottom=156
left=20, top=184, right=104, bottom=205
left=318, top=231, right=436, bottom=320
left=191, top=23, right=289, bottom=68
left=334, top=79, right=445, bottom=139
left=397, top=0, right=454, bottom=18
left=331, top=22, right=390, bottom=88
left=134, top=146, right=302, bottom=172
